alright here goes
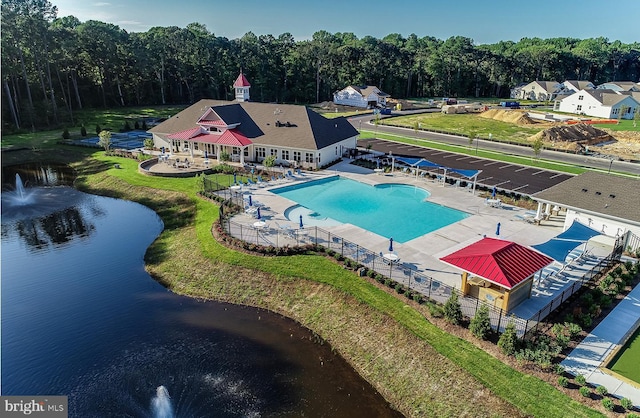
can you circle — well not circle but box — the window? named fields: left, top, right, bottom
left=335, top=146, right=338, bottom=156
left=293, top=151, right=301, bottom=162
left=282, top=150, right=289, bottom=161
left=256, top=147, right=266, bottom=158
left=578, top=95, right=584, bottom=100
left=305, top=152, right=314, bottom=163
left=270, top=148, right=277, bottom=156
left=576, top=105, right=582, bottom=111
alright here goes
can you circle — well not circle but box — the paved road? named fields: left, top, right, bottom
left=348, top=112, right=640, bottom=177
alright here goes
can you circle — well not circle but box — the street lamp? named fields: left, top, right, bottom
left=608, top=158, right=614, bottom=174
left=475, top=136, right=479, bottom=155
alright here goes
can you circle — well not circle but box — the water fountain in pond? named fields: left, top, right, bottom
left=151, top=386, right=174, bottom=418
left=8, top=174, right=34, bottom=205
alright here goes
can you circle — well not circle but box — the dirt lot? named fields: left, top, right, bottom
left=482, top=109, right=640, bottom=161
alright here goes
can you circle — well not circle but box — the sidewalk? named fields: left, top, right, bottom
left=561, top=283, right=640, bottom=406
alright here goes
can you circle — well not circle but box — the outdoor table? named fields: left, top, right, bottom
left=374, top=168, right=384, bottom=175
left=230, top=185, right=242, bottom=192
left=253, top=221, right=266, bottom=229
left=383, top=253, right=398, bottom=262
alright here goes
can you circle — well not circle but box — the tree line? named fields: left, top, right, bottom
left=2, top=0, right=640, bottom=132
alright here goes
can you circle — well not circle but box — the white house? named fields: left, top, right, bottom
left=554, top=80, right=595, bottom=100
left=554, top=88, right=639, bottom=119
left=333, top=85, right=389, bottom=108
left=513, top=81, right=561, bottom=101
left=149, top=73, right=359, bottom=169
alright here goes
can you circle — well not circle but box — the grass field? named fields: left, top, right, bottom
left=381, top=113, right=543, bottom=144
left=0, top=108, right=609, bottom=417
left=609, top=326, right=640, bottom=383
left=66, top=151, right=602, bottom=418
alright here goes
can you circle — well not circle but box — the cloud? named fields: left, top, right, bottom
left=93, top=2, right=111, bottom=6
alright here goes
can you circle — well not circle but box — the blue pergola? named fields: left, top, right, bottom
left=394, top=156, right=482, bottom=193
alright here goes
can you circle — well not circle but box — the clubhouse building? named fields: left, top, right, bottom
left=149, top=73, right=359, bottom=169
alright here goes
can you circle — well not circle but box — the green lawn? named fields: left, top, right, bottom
left=82, top=151, right=601, bottom=418
left=609, top=326, right=640, bottom=383
left=382, top=113, right=543, bottom=143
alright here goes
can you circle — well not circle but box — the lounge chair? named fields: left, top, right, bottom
left=296, top=168, right=306, bottom=177
left=246, top=178, right=257, bottom=189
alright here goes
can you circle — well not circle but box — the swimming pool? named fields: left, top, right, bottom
left=272, top=176, right=469, bottom=243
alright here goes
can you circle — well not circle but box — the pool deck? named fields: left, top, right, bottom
left=234, top=159, right=614, bottom=292
left=230, top=158, right=640, bottom=404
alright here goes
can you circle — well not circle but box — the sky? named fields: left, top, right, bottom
left=52, top=0, right=640, bottom=45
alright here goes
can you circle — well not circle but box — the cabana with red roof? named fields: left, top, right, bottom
left=440, top=237, right=553, bottom=311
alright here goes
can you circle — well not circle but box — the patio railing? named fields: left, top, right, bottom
left=219, top=201, right=623, bottom=339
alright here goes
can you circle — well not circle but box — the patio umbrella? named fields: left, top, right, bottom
left=257, top=207, right=261, bottom=219
left=233, top=172, right=237, bottom=185
left=299, top=215, right=304, bottom=229
left=161, top=146, right=165, bottom=154
left=248, top=195, right=252, bottom=206
left=389, top=237, right=394, bottom=252
left=492, top=186, right=497, bottom=199
left=204, top=150, right=208, bottom=159
left=496, top=222, right=501, bottom=236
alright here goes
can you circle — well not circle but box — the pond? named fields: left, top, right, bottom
left=1, top=163, right=402, bottom=417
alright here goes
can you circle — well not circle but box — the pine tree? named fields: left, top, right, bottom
left=444, top=291, right=462, bottom=325
left=470, top=304, right=492, bottom=339
left=498, top=322, right=519, bottom=355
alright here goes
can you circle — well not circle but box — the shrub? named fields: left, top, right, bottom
left=555, top=333, right=570, bottom=350
left=95, top=124, right=101, bottom=135
left=123, top=121, right=132, bottom=131
left=443, top=291, right=462, bottom=325
left=566, top=322, right=582, bottom=339
left=579, top=386, right=590, bottom=398
left=470, top=304, right=492, bottom=340
left=427, top=302, right=444, bottom=318
left=80, top=125, right=87, bottom=136
left=558, top=376, right=569, bottom=387
left=498, top=322, right=519, bottom=356
left=595, top=385, right=608, bottom=396
left=580, top=314, right=592, bottom=328
left=620, top=398, right=633, bottom=410
left=553, top=364, right=565, bottom=375
left=602, top=398, right=614, bottom=411
left=574, top=374, right=586, bottom=386
left=62, top=128, right=70, bottom=139
left=551, top=323, right=565, bottom=338
left=412, top=293, right=423, bottom=304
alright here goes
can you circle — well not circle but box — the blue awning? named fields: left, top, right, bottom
left=449, top=168, right=480, bottom=178
left=531, top=220, right=600, bottom=263
left=395, top=157, right=423, bottom=166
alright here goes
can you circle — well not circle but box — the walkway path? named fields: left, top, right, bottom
left=561, top=283, right=640, bottom=406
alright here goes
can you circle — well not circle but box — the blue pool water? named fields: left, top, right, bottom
left=273, top=176, right=469, bottom=243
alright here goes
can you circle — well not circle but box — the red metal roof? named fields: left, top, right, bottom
left=217, top=130, right=252, bottom=146
left=173, top=129, right=252, bottom=147
left=439, top=237, right=553, bottom=289
left=233, top=72, right=251, bottom=87
left=167, top=127, right=202, bottom=140
left=198, top=120, right=226, bottom=126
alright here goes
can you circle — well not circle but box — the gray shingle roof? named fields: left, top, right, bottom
left=532, top=172, right=640, bottom=225
left=150, top=99, right=359, bottom=150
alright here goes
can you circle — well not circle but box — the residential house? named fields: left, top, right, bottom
left=513, top=81, right=561, bottom=101
left=596, top=81, right=640, bottom=92
left=554, top=80, right=595, bottom=99
left=554, top=88, right=639, bottom=119
left=149, top=73, right=359, bottom=169
left=333, top=85, right=389, bottom=108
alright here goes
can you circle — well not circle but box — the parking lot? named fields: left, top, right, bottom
left=358, top=138, right=573, bottom=195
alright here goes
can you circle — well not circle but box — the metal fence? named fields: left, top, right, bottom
left=219, top=194, right=623, bottom=339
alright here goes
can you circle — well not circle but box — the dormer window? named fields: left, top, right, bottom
left=578, top=95, right=584, bottom=100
